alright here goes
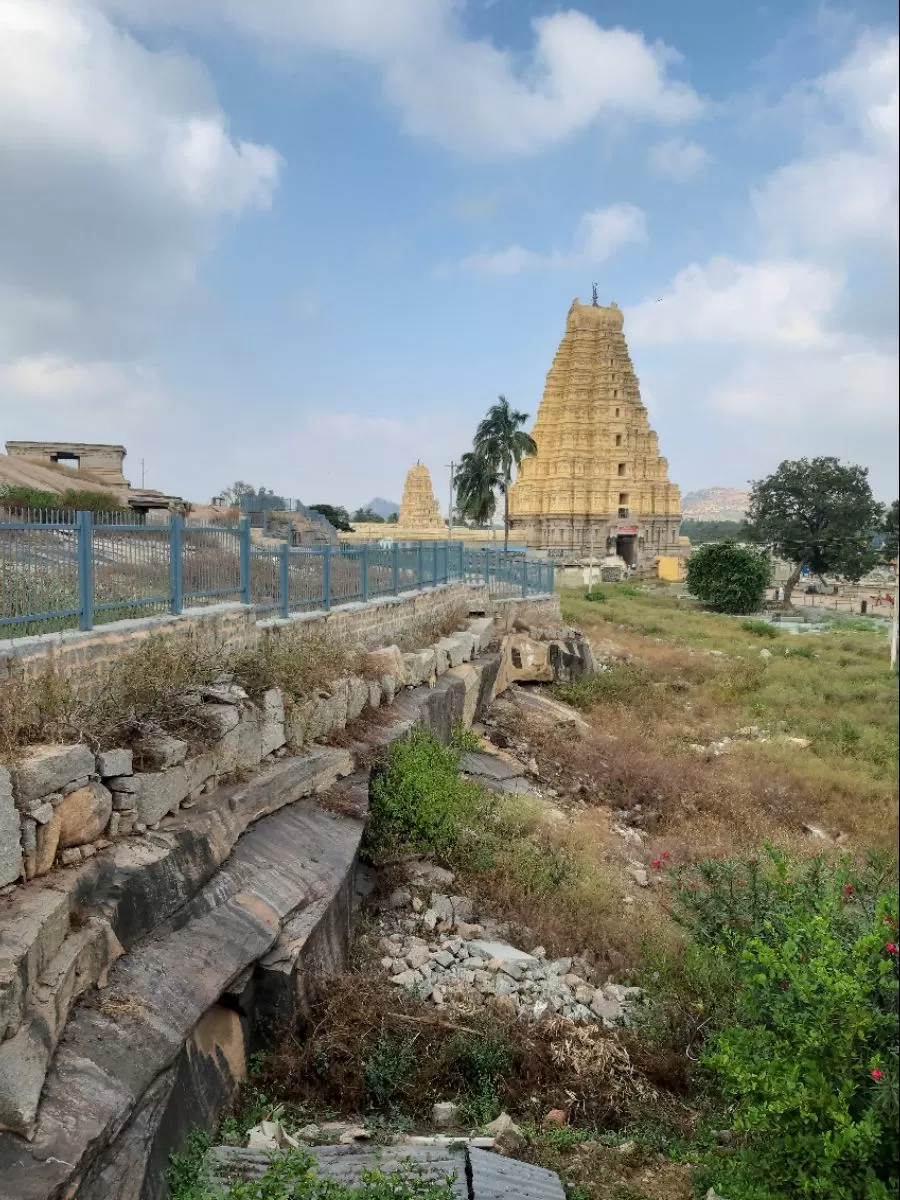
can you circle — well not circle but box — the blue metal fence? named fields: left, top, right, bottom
left=1, top=511, right=554, bottom=638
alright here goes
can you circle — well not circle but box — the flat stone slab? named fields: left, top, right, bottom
left=467, top=940, right=538, bottom=966
left=458, top=752, right=523, bottom=781
left=206, top=1143, right=564, bottom=1199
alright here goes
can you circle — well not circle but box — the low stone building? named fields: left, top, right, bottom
left=5, top=441, right=130, bottom=489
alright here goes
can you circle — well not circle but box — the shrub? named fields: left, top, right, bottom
left=740, top=619, right=779, bottom=639
left=585, top=588, right=608, bottom=603
left=58, top=488, right=120, bottom=512
left=553, top=662, right=651, bottom=711
left=685, top=541, right=771, bottom=614
left=668, top=849, right=899, bottom=1199
left=367, top=731, right=485, bottom=858
left=0, top=484, right=60, bottom=511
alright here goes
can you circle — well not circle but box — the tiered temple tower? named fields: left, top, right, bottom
left=508, top=298, right=681, bottom=564
left=398, top=462, right=444, bottom=529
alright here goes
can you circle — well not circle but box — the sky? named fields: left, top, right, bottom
left=0, top=0, right=897, bottom=511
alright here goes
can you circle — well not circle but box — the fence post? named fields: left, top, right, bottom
left=169, top=513, right=184, bottom=615
left=549, top=561, right=555, bottom=593
left=239, top=517, right=251, bottom=605
left=361, top=545, right=369, bottom=603
left=484, top=547, right=490, bottom=591
left=280, top=543, right=290, bottom=619
left=392, top=544, right=400, bottom=595
left=322, top=545, right=332, bottom=611
left=76, top=510, right=94, bottom=631
left=432, top=541, right=438, bottom=587
left=458, top=541, right=464, bottom=581
left=417, top=542, right=424, bottom=590
left=521, top=557, right=528, bottom=598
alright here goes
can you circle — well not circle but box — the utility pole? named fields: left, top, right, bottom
left=140, top=458, right=145, bottom=488
left=891, top=562, right=898, bottom=671
left=446, top=462, right=456, bottom=539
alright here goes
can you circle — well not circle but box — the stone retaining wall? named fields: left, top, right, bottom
left=0, top=583, right=551, bottom=695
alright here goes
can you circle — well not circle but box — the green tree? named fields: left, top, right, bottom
left=453, top=451, right=501, bottom=528
left=745, top=457, right=883, bottom=607
left=352, top=507, right=385, bottom=524
left=685, top=540, right=771, bottom=614
left=386, top=511, right=399, bottom=524
left=309, top=504, right=353, bottom=532
left=470, top=396, right=536, bottom=550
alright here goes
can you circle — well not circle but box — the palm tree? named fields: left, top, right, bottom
left=473, top=396, right=536, bottom=551
left=454, top=452, right=501, bottom=528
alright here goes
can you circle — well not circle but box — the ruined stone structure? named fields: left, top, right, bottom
left=5, top=441, right=130, bottom=489
left=398, top=462, right=444, bottom=529
left=508, top=299, right=682, bottom=565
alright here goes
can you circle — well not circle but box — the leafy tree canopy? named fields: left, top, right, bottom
left=352, top=507, right=386, bottom=524
left=745, top=457, right=883, bottom=604
left=463, top=396, right=536, bottom=549
left=685, top=540, right=771, bottom=614
left=309, top=504, right=353, bottom=532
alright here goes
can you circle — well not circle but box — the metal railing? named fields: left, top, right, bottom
left=1, top=511, right=554, bottom=638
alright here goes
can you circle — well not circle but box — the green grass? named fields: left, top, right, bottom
left=560, top=586, right=898, bottom=791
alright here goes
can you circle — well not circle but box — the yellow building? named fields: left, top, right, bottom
left=508, top=298, right=682, bottom=566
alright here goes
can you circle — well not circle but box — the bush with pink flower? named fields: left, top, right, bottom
left=666, top=847, right=898, bottom=1198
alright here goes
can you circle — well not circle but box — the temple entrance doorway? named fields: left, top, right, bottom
left=616, top=534, right=637, bottom=567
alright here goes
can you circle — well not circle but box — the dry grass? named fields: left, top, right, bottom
left=556, top=587, right=898, bottom=856
left=241, top=973, right=691, bottom=1134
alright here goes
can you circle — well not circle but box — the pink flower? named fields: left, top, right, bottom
left=661, top=850, right=670, bottom=862
left=842, top=884, right=854, bottom=897
left=871, top=1069, right=883, bottom=1080
left=885, top=943, right=898, bottom=955
left=651, top=859, right=662, bottom=869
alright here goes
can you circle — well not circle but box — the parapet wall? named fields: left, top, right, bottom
left=0, top=584, right=553, bottom=698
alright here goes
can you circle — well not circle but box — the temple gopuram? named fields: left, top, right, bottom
left=508, top=297, right=682, bottom=568
left=398, top=462, right=444, bottom=529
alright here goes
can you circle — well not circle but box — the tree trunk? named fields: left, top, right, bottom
left=503, top=466, right=510, bottom=553
left=781, top=561, right=805, bottom=608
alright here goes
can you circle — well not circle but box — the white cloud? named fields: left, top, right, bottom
left=711, top=347, right=899, bottom=424
left=99, top=0, right=703, bottom=156
left=0, top=0, right=280, bottom=368
left=648, top=137, right=712, bottom=180
left=754, top=32, right=898, bottom=255
left=627, top=257, right=842, bottom=348
left=455, top=203, right=647, bottom=275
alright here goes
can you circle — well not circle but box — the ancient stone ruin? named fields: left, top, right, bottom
left=5, top=441, right=130, bottom=489
left=508, top=299, right=682, bottom=565
left=398, top=462, right=444, bottom=529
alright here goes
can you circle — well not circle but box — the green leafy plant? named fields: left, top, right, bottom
left=367, top=730, right=484, bottom=857
left=685, top=541, right=771, bottom=614
left=669, top=849, right=899, bottom=1199
left=585, top=588, right=608, bottom=603
left=362, top=1033, right=418, bottom=1109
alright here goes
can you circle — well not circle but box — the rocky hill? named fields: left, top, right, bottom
left=367, top=496, right=400, bottom=519
left=681, top=487, right=749, bottom=522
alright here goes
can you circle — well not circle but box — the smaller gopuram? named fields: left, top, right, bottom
left=398, top=462, right=444, bottom=529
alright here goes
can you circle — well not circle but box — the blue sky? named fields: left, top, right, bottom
left=1, top=0, right=897, bottom=509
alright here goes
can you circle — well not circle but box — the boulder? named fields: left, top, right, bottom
left=260, top=689, right=286, bottom=758
left=95, top=749, right=133, bottom=779
left=403, top=649, right=437, bottom=686
left=11, top=744, right=95, bottom=807
left=54, top=781, right=113, bottom=849
left=132, top=733, right=188, bottom=772
left=204, top=704, right=241, bottom=739
left=24, top=812, right=60, bottom=879
left=346, top=677, right=369, bottom=723
left=129, top=768, right=190, bottom=826
left=435, top=636, right=467, bottom=668
left=0, top=768, right=23, bottom=888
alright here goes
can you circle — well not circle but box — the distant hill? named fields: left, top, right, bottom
left=682, top=487, right=749, bottom=523
left=367, top=497, right=400, bottom=519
